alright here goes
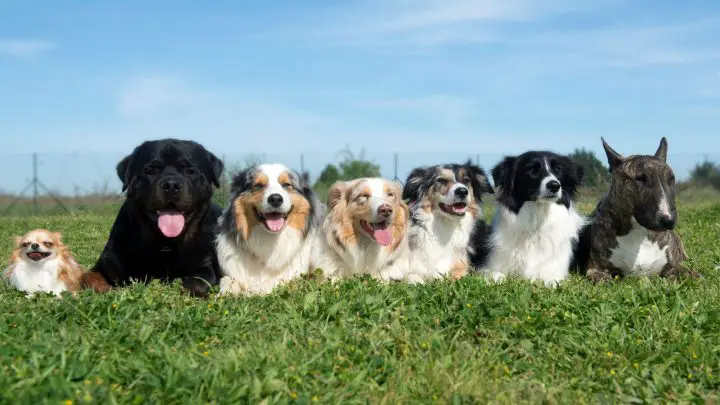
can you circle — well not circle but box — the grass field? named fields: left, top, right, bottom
left=1, top=198, right=719, bottom=404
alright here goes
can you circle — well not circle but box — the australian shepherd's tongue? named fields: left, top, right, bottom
left=157, top=210, right=185, bottom=238
left=264, top=212, right=286, bottom=232
left=364, top=221, right=393, bottom=246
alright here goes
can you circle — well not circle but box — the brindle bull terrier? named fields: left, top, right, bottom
left=581, top=137, right=701, bottom=282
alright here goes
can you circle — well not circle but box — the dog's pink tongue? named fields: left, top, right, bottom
left=157, top=211, right=185, bottom=238
left=265, top=217, right=286, bottom=232
left=373, top=227, right=393, bottom=246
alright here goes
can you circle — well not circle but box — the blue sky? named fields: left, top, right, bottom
left=1, top=0, right=719, bottom=194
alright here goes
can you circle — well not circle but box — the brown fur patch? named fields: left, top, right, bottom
left=58, top=255, right=84, bottom=292
left=81, top=271, right=112, bottom=293
left=450, top=259, right=468, bottom=280
left=287, top=191, right=311, bottom=235
left=387, top=182, right=409, bottom=252
left=232, top=189, right=264, bottom=240
left=327, top=182, right=358, bottom=248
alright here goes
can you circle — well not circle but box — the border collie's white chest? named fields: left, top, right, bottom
left=609, top=221, right=668, bottom=276
left=484, top=202, right=585, bottom=285
left=6, top=259, right=66, bottom=296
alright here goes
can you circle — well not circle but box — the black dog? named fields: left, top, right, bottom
left=82, top=139, right=224, bottom=298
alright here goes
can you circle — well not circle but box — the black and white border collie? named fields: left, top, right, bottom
left=216, top=163, right=322, bottom=295
left=402, top=161, right=494, bottom=283
left=471, top=151, right=586, bottom=286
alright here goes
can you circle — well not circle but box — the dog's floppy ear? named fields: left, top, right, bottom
left=206, top=150, right=224, bottom=188
left=116, top=154, right=132, bottom=193
left=327, top=181, right=349, bottom=210
left=230, top=169, right=252, bottom=194
left=601, top=137, right=624, bottom=171
left=402, top=166, right=429, bottom=202
left=491, top=156, right=516, bottom=195
left=654, top=137, right=668, bottom=162
left=465, top=160, right=494, bottom=200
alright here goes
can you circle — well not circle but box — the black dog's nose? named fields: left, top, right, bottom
left=546, top=180, right=561, bottom=193
left=268, top=193, right=284, bottom=208
left=454, top=187, right=469, bottom=199
left=657, top=214, right=676, bottom=230
left=162, top=179, right=181, bottom=194
left=30, top=243, right=39, bottom=250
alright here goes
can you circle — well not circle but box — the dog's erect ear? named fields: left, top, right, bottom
left=490, top=156, right=516, bottom=194
left=116, top=154, right=132, bottom=193
left=402, top=166, right=429, bottom=202
left=206, top=150, right=224, bottom=188
left=327, top=181, right=349, bottom=210
left=13, top=236, right=21, bottom=249
left=601, top=137, right=624, bottom=171
left=654, top=137, right=668, bottom=162
left=52, top=232, right=63, bottom=242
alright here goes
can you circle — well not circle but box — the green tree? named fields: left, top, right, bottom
left=312, top=146, right=382, bottom=201
left=690, top=159, right=720, bottom=190
left=569, top=147, right=611, bottom=189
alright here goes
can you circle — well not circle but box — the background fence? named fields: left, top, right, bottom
left=0, top=151, right=718, bottom=216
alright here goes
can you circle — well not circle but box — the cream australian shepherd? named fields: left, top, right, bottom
left=215, top=163, right=322, bottom=295
left=314, top=177, right=410, bottom=281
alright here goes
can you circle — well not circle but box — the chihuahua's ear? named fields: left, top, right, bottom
left=52, top=232, right=63, bottom=242
left=13, top=236, right=21, bottom=248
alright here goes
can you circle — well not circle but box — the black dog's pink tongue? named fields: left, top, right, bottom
left=157, top=210, right=185, bottom=238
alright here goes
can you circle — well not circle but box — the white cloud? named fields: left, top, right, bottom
left=116, top=76, right=202, bottom=118
left=0, top=39, right=55, bottom=58
left=314, top=0, right=603, bottom=48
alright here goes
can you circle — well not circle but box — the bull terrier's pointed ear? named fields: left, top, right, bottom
left=654, top=137, right=668, bottom=162
left=601, top=137, right=624, bottom=171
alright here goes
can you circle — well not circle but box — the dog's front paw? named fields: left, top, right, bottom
left=585, top=268, right=613, bottom=283
left=218, top=276, right=246, bottom=296
left=488, top=271, right=506, bottom=283
left=405, top=273, right=426, bottom=284
left=661, top=264, right=702, bottom=280
left=81, top=271, right=112, bottom=293
left=182, top=277, right=212, bottom=298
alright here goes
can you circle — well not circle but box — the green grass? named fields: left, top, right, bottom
left=1, top=202, right=719, bottom=404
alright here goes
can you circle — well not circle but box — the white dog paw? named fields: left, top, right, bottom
left=218, top=277, right=246, bottom=296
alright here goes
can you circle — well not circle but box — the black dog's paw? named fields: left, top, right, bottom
left=182, top=277, right=211, bottom=298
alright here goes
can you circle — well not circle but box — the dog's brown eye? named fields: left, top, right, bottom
left=282, top=183, right=295, bottom=191
left=43, top=242, right=53, bottom=248
left=387, top=192, right=395, bottom=198
left=252, top=184, right=264, bottom=192
left=144, top=166, right=159, bottom=175
left=21, top=242, right=30, bottom=248
left=436, top=178, right=448, bottom=185
left=635, top=174, right=648, bottom=184
left=184, top=167, right=195, bottom=175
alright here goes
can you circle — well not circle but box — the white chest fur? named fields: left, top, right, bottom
left=407, top=210, right=474, bottom=281
left=608, top=220, right=668, bottom=276
left=483, top=202, right=585, bottom=286
left=6, top=259, right=67, bottom=297
left=216, top=225, right=315, bottom=295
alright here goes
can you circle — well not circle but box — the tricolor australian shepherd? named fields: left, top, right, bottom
left=315, top=177, right=410, bottom=280
left=216, top=163, right=322, bottom=295
left=471, top=151, right=586, bottom=286
left=402, top=161, right=494, bottom=283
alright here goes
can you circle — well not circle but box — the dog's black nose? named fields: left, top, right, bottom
left=30, top=243, right=39, bottom=250
left=454, top=187, right=469, bottom=199
left=657, top=214, right=676, bottom=230
left=268, top=193, right=284, bottom=208
left=161, top=179, right=181, bottom=194
left=546, top=180, right=561, bottom=193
